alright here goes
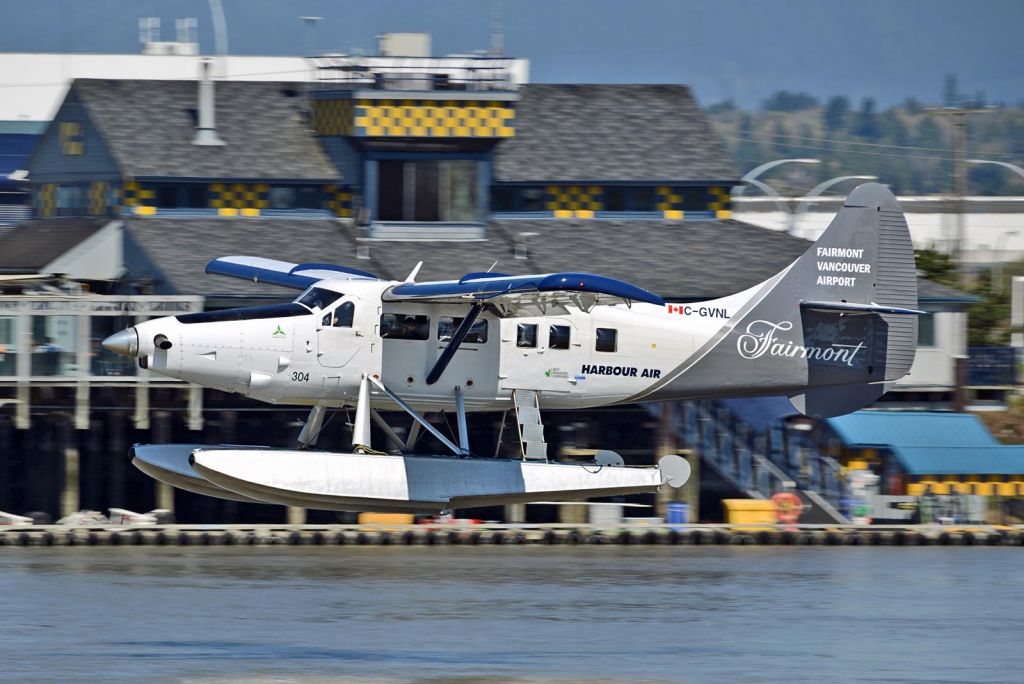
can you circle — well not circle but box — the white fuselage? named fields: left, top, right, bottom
left=129, top=278, right=766, bottom=412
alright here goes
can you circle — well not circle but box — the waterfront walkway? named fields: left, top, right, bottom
left=2, top=523, right=1023, bottom=547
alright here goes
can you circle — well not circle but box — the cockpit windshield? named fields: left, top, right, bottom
left=296, top=287, right=342, bottom=311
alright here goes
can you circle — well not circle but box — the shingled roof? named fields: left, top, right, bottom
left=71, top=79, right=339, bottom=181
left=0, top=218, right=110, bottom=273
left=494, top=85, right=740, bottom=183
left=123, top=217, right=965, bottom=306
left=125, top=217, right=809, bottom=299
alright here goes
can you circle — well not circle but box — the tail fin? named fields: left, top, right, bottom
left=647, top=183, right=919, bottom=418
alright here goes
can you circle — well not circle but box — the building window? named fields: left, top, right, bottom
left=381, top=313, right=430, bottom=340
left=56, top=184, right=87, bottom=216
left=438, top=316, right=488, bottom=344
left=156, top=185, right=180, bottom=208
left=517, top=323, right=537, bottom=348
left=297, top=186, right=321, bottom=209
left=549, top=324, right=570, bottom=350
left=183, top=185, right=207, bottom=208
left=917, top=313, right=936, bottom=347
left=520, top=187, right=547, bottom=212
left=0, top=316, right=16, bottom=376
left=31, top=315, right=76, bottom=376
left=595, top=328, right=617, bottom=352
left=269, top=186, right=297, bottom=209
left=377, top=159, right=478, bottom=222
left=491, top=186, right=516, bottom=212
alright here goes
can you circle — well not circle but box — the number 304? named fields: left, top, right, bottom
left=291, top=371, right=309, bottom=382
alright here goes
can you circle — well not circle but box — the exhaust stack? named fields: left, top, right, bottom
left=192, top=57, right=225, bottom=146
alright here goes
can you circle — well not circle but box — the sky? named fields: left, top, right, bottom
left=0, top=0, right=1021, bottom=108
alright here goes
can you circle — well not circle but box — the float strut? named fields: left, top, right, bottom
left=370, top=409, right=405, bottom=451
left=352, top=374, right=372, bottom=450
left=297, top=404, right=327, bottom=448
left=368, top=376, right=464, bottom=455
left=454, top=385, right=470, bottom=452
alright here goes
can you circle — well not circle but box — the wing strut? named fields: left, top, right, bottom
left=425, top=303, right=484, bottom=386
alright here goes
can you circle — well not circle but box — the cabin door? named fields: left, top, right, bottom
left=499, top=317, right=583, bottom=393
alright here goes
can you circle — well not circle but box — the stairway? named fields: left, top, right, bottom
left=513, top=389, right=548, bottom=461
left=648, top=399, right=850, bottom=523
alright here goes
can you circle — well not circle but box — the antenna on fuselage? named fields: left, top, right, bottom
left=404, top=261, right=423, bottom=283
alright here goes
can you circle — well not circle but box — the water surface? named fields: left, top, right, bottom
left=1, top=546, right=1021, bottom=683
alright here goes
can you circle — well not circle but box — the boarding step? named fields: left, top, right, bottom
left=512, top=389, right=548, bottom=461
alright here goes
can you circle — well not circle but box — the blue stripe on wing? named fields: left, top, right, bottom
left=387, top=272, right=664, bottom=306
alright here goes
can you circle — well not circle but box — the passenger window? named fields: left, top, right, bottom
left=595, top=328, right=617, bottom=352
left=380, top=313, right=430, bottom=340
left=517, top=323, right=537, bottom=348
left=438, top=316, right=488, bottom=343
left=549, top=325, right=570, bottom=350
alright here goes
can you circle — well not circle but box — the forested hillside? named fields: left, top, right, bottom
left=707, top=77, right=1024, bottom=196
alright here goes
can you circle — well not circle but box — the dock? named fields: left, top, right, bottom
left=2, top=524, right=1023, bottom=547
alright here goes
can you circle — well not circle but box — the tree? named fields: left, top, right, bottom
left=915, top=249, right=957, bottom=286
left=852, top=98, right=879, bottom=139
left=763, top=90, right=819, bottom=112
left=706, top=99, right=736, bottom=115
left=822, top=96, right=850, bottom=133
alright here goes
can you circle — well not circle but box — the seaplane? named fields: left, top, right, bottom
left=104, top=184, right=922, bottom=513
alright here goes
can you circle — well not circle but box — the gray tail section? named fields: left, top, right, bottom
left=671, top=183, right=919, bottom=418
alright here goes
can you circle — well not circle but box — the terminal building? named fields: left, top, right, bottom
left=0, top=39, right=1008, bottom=524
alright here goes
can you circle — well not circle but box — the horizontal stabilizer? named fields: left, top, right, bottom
left=801, top=300, right=926, bottom=316
left=206, top=256, right=378, bottom=290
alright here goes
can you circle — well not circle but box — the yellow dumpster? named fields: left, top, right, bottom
left=357, top=512, right=415, bottom=525
left=723, top=499, right=777, bottom=525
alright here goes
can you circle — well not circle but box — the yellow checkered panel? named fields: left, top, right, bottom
left=88, top=181, right=109, bottom=215
left=315, top=98, right=515, bottom=138
left=209, top=183, right=269, bottom=216
left=35, top=183, right=56, bottom=217
left=655, top=186, right=683, bottom=212
left=545, top=185, right=603, bottom=217
left=707, top=186, right=732, bottom=218
left=60, top=122, right=84, bottom=155
left=121, top=180, right=156, bottom=215
left=313, top=100, right=354, bottom=136
left=323, top=184, right=353, bottom=218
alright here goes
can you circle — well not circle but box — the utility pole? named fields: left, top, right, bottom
left=929, top=106, right=996, bottom=287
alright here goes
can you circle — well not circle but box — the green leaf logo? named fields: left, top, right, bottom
left=544, top=369, right=552, bottom=377
left=272, top=325, right=287, bottom=337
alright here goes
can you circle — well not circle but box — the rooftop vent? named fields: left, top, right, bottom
left=192, top=58, right=225, bottom=146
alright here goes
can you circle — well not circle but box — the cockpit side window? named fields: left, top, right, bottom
left=296, top=287, right=342, bottom=311
left=333, top=302, right=354, bottom=328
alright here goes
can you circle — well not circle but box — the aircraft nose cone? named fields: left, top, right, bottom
left=102, top=328, right=139, bottom=357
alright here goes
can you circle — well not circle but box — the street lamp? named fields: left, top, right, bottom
left=967, top=159, right=1024, bottom=185
left=968, top=160, right=1024, bottom=294
left=733, top=158, right=821, bottom=196
left=789, top=175, right=877, bottom=237
left=740, top=178, right=791, bottom=216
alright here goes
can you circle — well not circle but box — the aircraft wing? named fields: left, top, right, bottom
left=384, top=272, right=664, bottom=313
left=205, top=256, right=379, bottom=290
